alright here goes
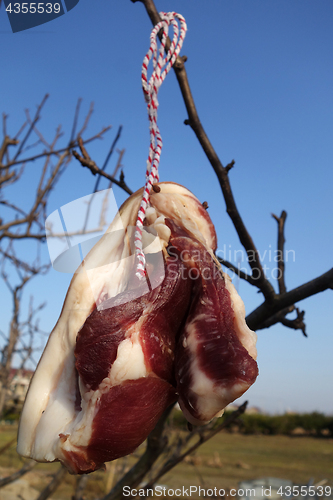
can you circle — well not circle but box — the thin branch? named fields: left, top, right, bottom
left=77, top=101, right=95, bottom=138
left=12, top=95, right=49, bottom=162
left=246, top=268, right=333, bottom=330
left=0, top=248, right=48, bottom=274
left=94, top=124, right=123, bottom=192
left=101, top=404, right=174, bottom=500
left=72, top=475, right=88, bottom=500
left=25, top=108, right=51, bottom=150
left=0, top=200, right=28, bottom=218
left=70, top=98, right=82, bottom=144
left=0, top=136, right=19, bottom=164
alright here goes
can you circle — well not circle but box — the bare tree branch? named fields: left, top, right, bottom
left=100, top=401, right=247, bottom=500
left=1, top=126, right=111, bottom=170
left=272, top=211, right=287, bottom=295
left=131, top=0, right=333, bottom=337
left=0, top=460, right=36, bottom=488
left=246, top=268, right=333, bottom=330
left=12, top=94, right=49, bottom=162
left=218, top=257, right=258, bottom=287
left=93, top=124, right=123, bottom=193
left=132, top=0, right=275, bottom=302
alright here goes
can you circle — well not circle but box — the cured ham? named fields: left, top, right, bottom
left=17, top=182, right=258, bottom=474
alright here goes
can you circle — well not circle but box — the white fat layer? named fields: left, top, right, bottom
left=109, top=336, right=147, bottom=385
left=224, top=274, right=257, bottom=360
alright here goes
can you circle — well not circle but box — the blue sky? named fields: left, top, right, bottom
left=0, top=0, right=332, bottom=415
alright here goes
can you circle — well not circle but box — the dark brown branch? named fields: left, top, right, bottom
left=0, top=460, right=36, bottom=488
left=133, top=0, right=275, bottom=302
left=12, top=94, right=49, bottom=162
left=272, top=211, right=287, bottom=294
left=73, top=138, right=133, bottom=196
left=0, top=136, right=19, bottom=164
left=246, top=267, right=333, bottom=330
left=94, top=124, right=123, bottom=192
left=218, top=257, right=258, bottom=287
left=133, top=0, right=333, bottom=336
left=0, top=231, right=47, bottom=241
left=70, top=98, right=82, bottom=144
left=252, top=306, right=294, bottom=330
left=3, top=126, right=111, bottom=169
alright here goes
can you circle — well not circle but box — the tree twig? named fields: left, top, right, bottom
left=142, top=402, right=248, bottom=492
left=246, top=267, right=333, bottom=330
left=218, top=257, right=258, bottom=287
left=100, top=404, right=174, bottom=500
left=272, top=211, right=287, bottom=295
left=132, top=0, right=333, bottom=336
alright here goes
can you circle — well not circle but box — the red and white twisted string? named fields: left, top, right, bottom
left=134, top=11, right=187, bottom=278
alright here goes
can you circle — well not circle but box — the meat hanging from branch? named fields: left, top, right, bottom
left=17, top=182, right=258, bottom=474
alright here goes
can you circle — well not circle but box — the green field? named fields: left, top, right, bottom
left=0, top=426, right=332, bottom=499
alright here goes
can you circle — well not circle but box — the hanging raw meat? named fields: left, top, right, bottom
left=17, top=182, right=258, bottom=474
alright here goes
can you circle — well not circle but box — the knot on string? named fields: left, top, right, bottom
left=134, top=12, right=187, bottom=279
